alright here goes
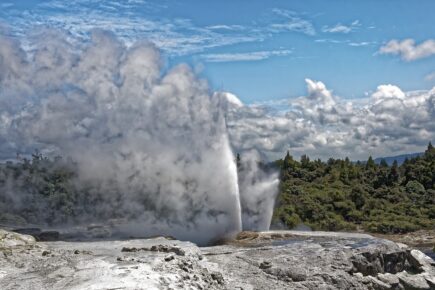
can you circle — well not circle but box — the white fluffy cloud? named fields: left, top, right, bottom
left=224, top=80, right=435, bottom=161
left=380, top=39, right=435, bottom=61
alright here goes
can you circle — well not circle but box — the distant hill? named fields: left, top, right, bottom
left=374, top=152, right=423, bottom=165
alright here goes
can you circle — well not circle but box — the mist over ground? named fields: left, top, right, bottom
left=0, top=29, right=278, bottom=245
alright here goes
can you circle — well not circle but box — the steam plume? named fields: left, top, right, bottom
left=0, top=29, right=278, bottom=244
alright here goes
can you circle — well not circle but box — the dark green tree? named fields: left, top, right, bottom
left=365, top=156, right=376, bottom=170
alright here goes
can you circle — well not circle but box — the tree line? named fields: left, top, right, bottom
left=272, top=142, right=435, bottom=233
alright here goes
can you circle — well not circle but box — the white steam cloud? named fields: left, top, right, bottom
left=237, top=150, right=279, bottom=231
left=0, top=30, right=278, bottom=245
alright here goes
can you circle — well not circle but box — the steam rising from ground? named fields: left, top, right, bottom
left=237, top=150, right=279, bottom=231
left=0, top=30, right=278, bottom=244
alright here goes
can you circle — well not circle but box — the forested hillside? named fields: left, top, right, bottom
left=273, top=143, right=435, bottom=234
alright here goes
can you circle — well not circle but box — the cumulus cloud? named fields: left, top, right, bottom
left=379, top=39, right=435, bottom=61
left=0, top=30, right=279, bottom=245
left=371, top=84, right=405, bottom=103
left=225, top=79, right=435, bottom=161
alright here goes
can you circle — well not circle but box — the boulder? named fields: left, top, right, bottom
left=363, top=275, right=392, bottom=290
left=0, top=229, right=36, bottom=248
left=377, top=272, right=400, bottom=287
left=397, top=271, right=430, bottom=290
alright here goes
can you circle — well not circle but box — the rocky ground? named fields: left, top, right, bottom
left=1, top=229, right=434, bottom=290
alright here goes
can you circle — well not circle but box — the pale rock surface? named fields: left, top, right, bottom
left=0, top=230, right=434, bottom=290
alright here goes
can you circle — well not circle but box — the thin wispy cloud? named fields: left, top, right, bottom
left=270, top=8, right=316, bottom=36
left=315, top=39, right=346, bottom=44
left=322, top=20, right=360, bottom=34
left=316, top=39, right=375, bottom=47
left=0, top=0, right=316, bottom=57
left=379, top=38, right=435, bottom=61
left=348, top=41, right=374, bottom=47
left=269, top=20, right=315, bottom=36
left=200, top=50, right=292, bottom=62
left=205, top=25, right=245, bottom=31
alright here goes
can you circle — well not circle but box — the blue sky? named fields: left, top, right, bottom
left=1, top=0, right=434, bottom=103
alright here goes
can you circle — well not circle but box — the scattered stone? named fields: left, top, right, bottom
left=121, top=244, right=185, bottom=256
left=121, top=247, right=138, bottom=252
left=149, top=244, right=185, bottom=256
left=164, top=255, right=175, bottom=262
left=210, top=272, right=224, bottom=284
left=179, top=264, right=190, bottom=272
left=259, top=260, right=272, bottom=269
left=73, top=249, right=92, bottom=255
left=42, top=250, right=50, bottom=256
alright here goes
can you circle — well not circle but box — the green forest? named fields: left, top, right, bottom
left=272, top=143, right=435, bottom=234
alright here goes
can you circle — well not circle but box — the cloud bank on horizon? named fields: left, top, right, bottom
left=223, top=80, right=434, bottom=160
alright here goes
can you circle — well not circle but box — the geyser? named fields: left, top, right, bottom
left=0, top=29, right=277, bottom=244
